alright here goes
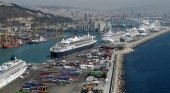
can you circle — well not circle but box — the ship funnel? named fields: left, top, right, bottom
left=73, top=33, right=77, bottom=38
left=10, top=55, right=16, bottom=61
left=88, top=32, right=90, bottom=36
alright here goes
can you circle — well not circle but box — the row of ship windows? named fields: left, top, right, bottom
left=0, top=68, right=21, bottom=80
left=70, top=39, right=92, bottom=45
left=75, top=41, right=92, bottom=46
left=0, top=63, right=24, bottom=77
left=58, top=39, right=92, bottom=48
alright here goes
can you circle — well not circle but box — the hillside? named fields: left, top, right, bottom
left=0, top=3, right=73, bottom=24
left=110, top=4, right=170, bottom=16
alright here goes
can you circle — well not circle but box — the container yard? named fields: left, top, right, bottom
left=0, top=27, right=167, bottom=93
left=0, top=43, right=117, bottom=93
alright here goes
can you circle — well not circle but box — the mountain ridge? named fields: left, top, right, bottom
left=0, top=3, right=73, bottom=24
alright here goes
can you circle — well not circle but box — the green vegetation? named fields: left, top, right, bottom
left=0, top=3, right=73, bottom=24
left=34, top=15, right=73, bottom=24
left=88, top=71, right=107, bottom=78
left=16, top=90, right=29, bottom=93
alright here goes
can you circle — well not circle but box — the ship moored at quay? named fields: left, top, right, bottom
left=50, top=33, right=97, bottom=58
left=113, top=28, right=170, bottom=93
left=0, top=56, right=27, bottom=88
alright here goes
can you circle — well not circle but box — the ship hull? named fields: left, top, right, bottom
left=51, top=43, right=95, bottom=58
left=28, top=41, right=47, bottom=44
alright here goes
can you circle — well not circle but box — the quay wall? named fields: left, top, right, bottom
left=128, top=28, right=170, bottom=48
left=113, top=28, right=170, bottom=93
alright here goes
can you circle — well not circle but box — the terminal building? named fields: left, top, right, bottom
left=76, top=21, right=95, bottom=31
left=76, top=21, right=110, bottom=32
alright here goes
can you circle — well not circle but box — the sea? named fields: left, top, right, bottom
left=0, top=32, right=102, bottom=64
left=125, top=32, right=170, bottom=93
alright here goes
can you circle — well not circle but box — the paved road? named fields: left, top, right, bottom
left=48, top=71, right=88, bottom=93
left=104, top=49, right=116, bottom=93
left=0, top=69, right=41, bottom=93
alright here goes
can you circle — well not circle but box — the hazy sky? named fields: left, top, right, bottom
left=4, top=0, right=170, bottom=10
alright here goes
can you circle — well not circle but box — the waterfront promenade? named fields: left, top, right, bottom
left=113, top=28, right=170, bottom=93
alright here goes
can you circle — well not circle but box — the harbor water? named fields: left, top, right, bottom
left=125, top=32, right=170, bottom=93
left=0, top=32, right=102, bottom=64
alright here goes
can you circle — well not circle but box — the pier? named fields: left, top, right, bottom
left=128, top=28, right=170, bottom=48
left=112, top=28, right=170, bottom=93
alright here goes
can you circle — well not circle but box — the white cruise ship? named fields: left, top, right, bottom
left=102, top=30, right=126, bottom=43
left=50, top=33, right=97, bottom=58
left=101, top=29, right=114, bottom=43
left=149, top=20, right=162, bottom=32
left=0, top=56, right=27, bottom=88
left=101, top=21, right=115, bottom=43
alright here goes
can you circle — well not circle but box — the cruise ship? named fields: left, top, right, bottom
left=50, top=33, right=97, bottom=58
left=0, top=56, right=27, bottom=88
left=101, top=21, right=115, bottom=43
left=101, top=29, right=114, bottom=43
left=102, top=28, right=125, bottom=43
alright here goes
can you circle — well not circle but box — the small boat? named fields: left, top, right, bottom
left=29, top=36, right=47, bottom=44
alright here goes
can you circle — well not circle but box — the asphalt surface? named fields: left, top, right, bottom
left=47, top=71, right=88, bottom=93
left=0, top=69, right=41, bottom=93
left=0, top=47, right=102, bottom=93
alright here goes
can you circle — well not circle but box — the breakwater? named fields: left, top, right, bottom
left=113, top=28, right=170, bottom=93
left=128, top=28, right=170, bottom=48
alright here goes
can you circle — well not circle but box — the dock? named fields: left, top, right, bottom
left=112, top=28, right=170, bottom=93
left=128, top=28, right=170, bottom=48
left=0, top=28, right=169, bottom=93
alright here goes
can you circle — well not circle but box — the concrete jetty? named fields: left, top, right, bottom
left=113, top=48, right=133, bottom=93
left=128, top=28, right=170, bottom=48
left=113, top=28, right=170, bottom=93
